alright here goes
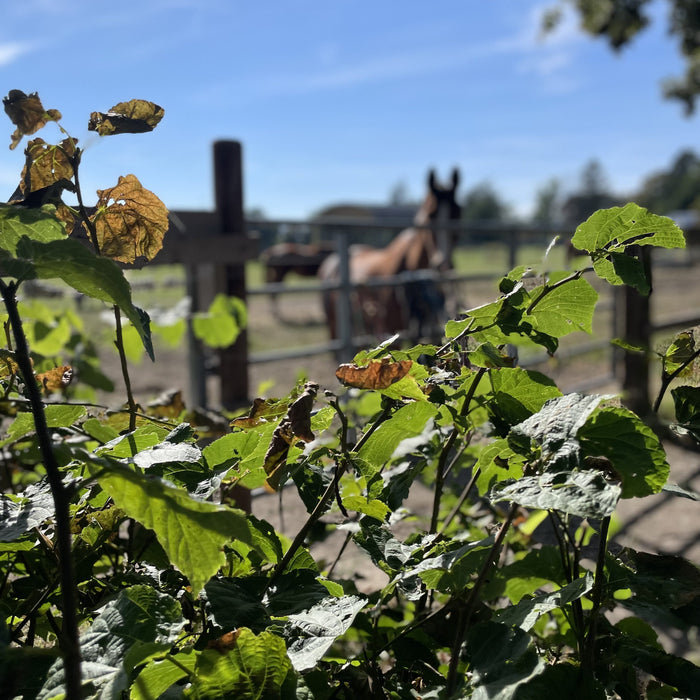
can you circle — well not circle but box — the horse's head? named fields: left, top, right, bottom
left=413, top=168, right=461, bottom=269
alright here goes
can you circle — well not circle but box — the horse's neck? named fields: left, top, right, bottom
left=384, top=227, right=435, bottom=272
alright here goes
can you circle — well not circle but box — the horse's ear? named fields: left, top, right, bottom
left=428, top=169, right=437, bottom=190
left=450, top=168, right=460, bottom=190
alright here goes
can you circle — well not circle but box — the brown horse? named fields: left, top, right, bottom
left=319, top=168, right=461, bottom=341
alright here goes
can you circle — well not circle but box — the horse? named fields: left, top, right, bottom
left=260, top=242, right=335, bottom=318
left=319, top=168, right=461, bottom=342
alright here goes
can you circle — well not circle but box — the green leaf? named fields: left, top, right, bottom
left=475, top=438, right=526, bottom=495
left=38, top=585, right=185, bottom=700
left=204, top=579, right=271, bottom=632
left=489, top=469, right=622, bottom=519
left=572, top=204, right=685, bottom=254
left=671, top=384, right=700, bottom=443
left=0, top=236, right=154, bottom=360
left=0, top=203, right=66, bottom=250
left=357, top=401, right=438, bottom=469
left=192, top=294, right=247, bottom=348
left=0, top=480, right=53, bottom=542
left=487, top=368, right=562, bottom=434
left=187, top=628, right=294, bottom=699
left=285, top=596, right=367, bottom=671
left=2, top=404, right=86, bottom=445
left=341, top=496, right=390, bottom=520
left=663, top=331, right=697, bottom=378
left=580, top=406, right=669, bottom=498
left=131, top=650, right=197, bottom=700
left=514, top=663, right=606, bottom=700
left=527, top=276, right=598, bottom=337
left=88, top=462, right=252, bottom=594
left=466, top=622, right=544, bottom=700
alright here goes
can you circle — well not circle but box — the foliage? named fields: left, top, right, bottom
left=635, top=149, right=700, bottom=215
left=2, top=90, right=700, bottom=700
left=544, top=0, right=700, bottom=114
left=460, top=181, right=511, bottom=223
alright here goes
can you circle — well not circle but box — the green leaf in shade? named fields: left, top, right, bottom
left=204, top=579, right=271, bottom=633
left=526, top=275, right=598, bottom=337
left=465, top=622, right=544, bottom=700
left=0, top=204, right=66, bottom=250
left=487, top=367, right=562, bottom=435
left=96, top=424, right=169, bottom=458
left=187, top=628, right=294, bottom=699
left=579, top=406, right=669, bottom=498
left=671, top=384, right=700, bottom=443
left=357, top=401, right=438, bottom=469
left=192, top=294, right=247, bottom=348
left=131, top=650, right=197, bottom=700
left=475, top=438, right=526, bottom=495
left=2, top=404, right=86, bottom=445
left=0, top=480, right=53, bottom=541
left=663, top=331, right=697, bottom=378
left=489, top=469, right=622, bottom=519
left=88, top=463, right=252, bottom=594
left=38, top=585, right=185, bottom=700
left=285, top=596, right=367, bottom=671
left=613, top=635, right=700, bottom=697
left=0, top=236, right=154, bottom=360
left=572, top=204, right=685, bottom=254
left=513, top=663, right=606, bottom=700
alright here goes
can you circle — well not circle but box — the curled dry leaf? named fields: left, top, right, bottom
left=88, top=99, right=164, bottom=136
left=147, top=389, right=186, bottom=419
left=91, top=174, right=169, bottom=263
left=207, top=630, right=241, bottom=654
left=0, top=350, right=20, bottom=378
left=262, top=382, right=319, bottom=491
left=3, top=90, right=62, bottom=150
left=230, top=397, right=278, bottom=430
left=36, top=365, right=73, bottom=393
left=335, top=358, right=413, bottom=390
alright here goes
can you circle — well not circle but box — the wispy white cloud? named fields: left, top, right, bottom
left=0, top=41, right=34, bottom=68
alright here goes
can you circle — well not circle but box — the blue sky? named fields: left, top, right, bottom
left=1, top=0, right=698, bottom=220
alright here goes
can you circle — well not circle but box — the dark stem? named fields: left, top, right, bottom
left=582, top=516, right=611, bottom=674
left=113, top=306, right=138, bottom=432
left=652, top=346, right=700, bottom=413
left=429, top=368, right=486, bottom=534
left=72, top=148, right=101, bottom=255
left=0, top=280, right=82, bottom=698
left=445, top=502, right=518, bottom=696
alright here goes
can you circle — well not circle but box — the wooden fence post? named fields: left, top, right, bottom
left=619, top=248, right=651, bottom=416
left=213, top=140, right=249, bottom=410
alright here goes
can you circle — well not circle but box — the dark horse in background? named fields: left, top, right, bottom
left=260, top=242, right=335, bottom=318
left=319, top=168, right=461, bottom=341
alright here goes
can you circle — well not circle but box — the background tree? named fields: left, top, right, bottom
left=387, top=180, right=413, bottom=206
left=461, top=181, right=510, bottom=223
left=544, top=0, right=700, bottom=114
left=561, top=159, right=619, bottom=225
left=532, top=178, right=563, bottom=226
left=635, top=149, right=700, bottom=213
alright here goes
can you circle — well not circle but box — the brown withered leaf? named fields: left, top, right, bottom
left=36, top=365, right=73, bottom=393
left=20, top=137, right=76, bottom=195
left=3, top=90, right=62, bottom=150
left=147, top=389, right=186, bottom=419
left=230, top=397, right=278, bottom=430
left=288, top=381, right=318, bottom=442
left=91, top=174, right=169, bottom=263
left=207, top=630, right=241, bottom=653
left=88, top=99, right=164, bottom=136
left=262, top=382, right=320, bottom=491
left=336, top=358, right=413, bottom=390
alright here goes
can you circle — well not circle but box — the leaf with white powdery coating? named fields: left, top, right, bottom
left=88, top=462, right=252, bottom=594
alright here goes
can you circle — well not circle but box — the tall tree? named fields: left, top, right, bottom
left=532, top=178, right=563, bottom=226
left=544, top=0, right=700, bottom=114
left=461, top=181, right=510, bottom=222
left=561, top=159, right=619, bottom=225
left=636, top=149, right=700, bottom=213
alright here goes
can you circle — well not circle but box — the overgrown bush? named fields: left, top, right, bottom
left=2, top=90, right=700, bottom=699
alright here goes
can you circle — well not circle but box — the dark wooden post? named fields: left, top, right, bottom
left=213, top=140, right=249, bottom=410
left=620, top=248, right=652, bottom=416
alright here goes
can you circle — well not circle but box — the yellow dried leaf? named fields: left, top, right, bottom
left=3, top=90, right=61, bottom=150
left=91, top=174, right=169, bottom=263
left=336, top=359, right=413, bottom=390
left=36, top=365, right=73, bottom=393
left=0, top=350, right=20, bottom=378
left=88, top=99, right=164, bottom=136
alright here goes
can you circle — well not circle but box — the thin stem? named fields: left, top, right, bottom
left=72, top=148, right=101, bottom=255
left=113, top=306, right=138, bottom=432
left=525, top=269, right=584, bottom=316
left=0, top=280, right=82, bottom=698
left=445, top=502, right=518, bottom=696
left=429, top=368, right=486, bottom=534
left=435, top=465, right=480, bottom=543
left=582, top=516, right=611, bottom=674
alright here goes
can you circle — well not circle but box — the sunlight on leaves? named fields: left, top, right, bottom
left=88, top=99, right=164, bottom=136
left=3, top=90, right=61, bottom=150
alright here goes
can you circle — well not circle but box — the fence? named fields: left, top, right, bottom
left=53, top=140, right=700, bottom=414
